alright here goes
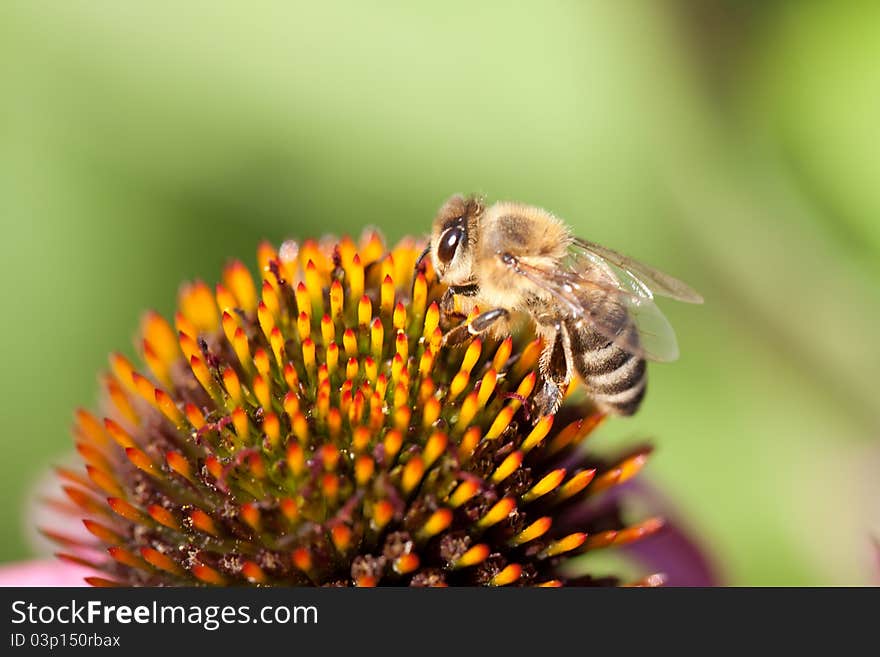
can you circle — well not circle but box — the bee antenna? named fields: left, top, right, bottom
left=414, top=244, right=431, bottom=275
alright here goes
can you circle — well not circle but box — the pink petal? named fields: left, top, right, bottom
left=0, top=559, right=92, bottom=587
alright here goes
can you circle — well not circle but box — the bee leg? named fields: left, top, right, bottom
left=532, top=326, right=571, bottom=418
left=442, top=308, right=509, bottom=347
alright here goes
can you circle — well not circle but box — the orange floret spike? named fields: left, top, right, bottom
left=215, top=283, right=237, bottom=315
left=301, top=339, right=316, bottom=378
left=354, top=453, right=375, bottom=485
left=491, top=450, right=524, bottom=484
left=454, top=544, right=490, bottom=568
left=539, top=533, right=587, bottom=559
left=286, top=443, right=306, bottom=476
left=522, top=415, right=554, bottom=453
left=105, top=376, right=138, bottom=425
left=348, top=254, right=365, bottom=303
left=330, top=279, right=344, bottom=319
left=107, top=547, right=149, bottom=572
left=297, top=311, right=311, bottom=343
left=342, top=328, right=358, bottom=359
left=294, top=282, right=310, bottom=317
left=125, top=448, right=159, bottom=478
left=283, top=362, right=300, bottom=391
left=454, top=392, right=480, bottom=433
left=402, top=456, right=425, bottom=495
left=253, top=374, right=271, bottom=409
left=291, top=413, right=309, bottom=445
left=178, top=280, right=219, bottom=333
left=547, top=418, right=588, bottom=455
left=393, top=302, right=407, bottom=331
left=509, top=517, right=552, bottom=546
left=461, top=339, right=482, bottom=373
left=83, top=519, right=123, bottom=545
left=166, top=451, right=194, bottom=483
left=141, top=547, right=184, bottom=577
left=331, top=524, right=352, bottom=553
left=380, top=275, right=395, bottom=316
left=190, top=355, right=220, bottom=400
left=492, top=336, right=514, bottom=371
left=423, top=432, right=447, bottom=468
left=291, top=548, right=312, bottom=574
left=178, top=330, right=201, bottom=365
left=269, top=327, right=285, bottom=366
left=395, top=330, right=408, bottom=361
left=590, top=451, right=650, bottom=495
left=476, top=369, right=498, bottom=408
left=522, top=469, right=566, bottom=503
left=256, top=241, right=278, bottom=274
left=418, top=508, right=453, bottom=539
left=257, top=301, right=276, bottom=341
left=253, top=348, right=270, bottom=379
left=233, top=329, right=253, bottom=372
left=449, top=370, right=470, bottom=400
left=280, top=498, right=299, bottom=523
left=223, top=259, right=257, bottom=313
left=147, top=505, right=180, bottom=531
left=184, top=403, right=206, bottom=429
left=364, top=357, right=378, bottom=384
left=221, top=311, right=239, bottom=346
left=555, top=469, right=597, bottom=503
left=131, top=372, right=159, bottom=409
left=394, top=553, right=420, bottom=575
left=263, top=412, right=281, bottom=447
left=155, top=388, right=184, bottom=426
left=448, top=480, right=480, bottom=508
left=513, top=338, right=543, bottom=378
left=477, top=498, right=516, bottom=529
left=371, top=500, right=394, bottom=531
left=370, top=318, right=384, bottom=361
left=222, top=367, right=243, bottom=406
left=192, top=564, right=227, bottom=586
left=74, top=409, right=109, bottom=447
left=140, top=311, right=179, bottom=362
left=304, top=260, right=323, bottom=313
left=383, top=429, right=403, bottom=463
left=242, top=561, right=267, bottom=584
left=485, top=404, right=515, bottom=440
left=421, top=397, right=441, bottom=429
left=189, top=509, right=219, bottom=537
left=412, top=272, right=428, bottom=321
left=231, top=407, right=249, bottom=440
left=422, top=302, right=440, bottom=339
left=358, top=295, right=372, bottom=328
left=458, top=426, right=481, bottom=462
left=488, top=564, right=522, bottom=587
left=261, top=279, right=280, bottom=317
left=321, top=314, right=335, bottom=347
left=360, top=229, right=385, bottom=263
left=107, top=497, right=147, bottom=524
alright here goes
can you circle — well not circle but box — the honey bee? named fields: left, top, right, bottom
left=417, top=195, right=703, bottom=417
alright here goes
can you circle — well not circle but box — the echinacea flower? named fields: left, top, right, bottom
left=47, top=232, right=672, bottom=587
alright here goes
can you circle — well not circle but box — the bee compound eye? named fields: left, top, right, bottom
left=437, top=227, right=463, bottom=264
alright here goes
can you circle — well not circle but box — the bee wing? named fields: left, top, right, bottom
left=570, top=238, right=704, bottom=304
left=511, top=255, right=682, bottom=363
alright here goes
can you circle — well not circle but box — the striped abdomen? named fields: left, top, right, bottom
left=565, top=318, right=646, bottom=416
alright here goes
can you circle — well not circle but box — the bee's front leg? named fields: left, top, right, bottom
left=442, top=307, right=510, bottom=347
left=438, top=288, right=465, bottom=331
left=532, top=323, right=572, bottom=418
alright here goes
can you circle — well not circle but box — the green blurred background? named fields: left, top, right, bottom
left=1, top=1, right=878, bottom=585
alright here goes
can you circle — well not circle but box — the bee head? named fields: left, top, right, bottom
left=428, top=194, right=483, bottom=285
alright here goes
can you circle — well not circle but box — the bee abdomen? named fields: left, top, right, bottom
left=567, top=323, right=647, bottom=416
